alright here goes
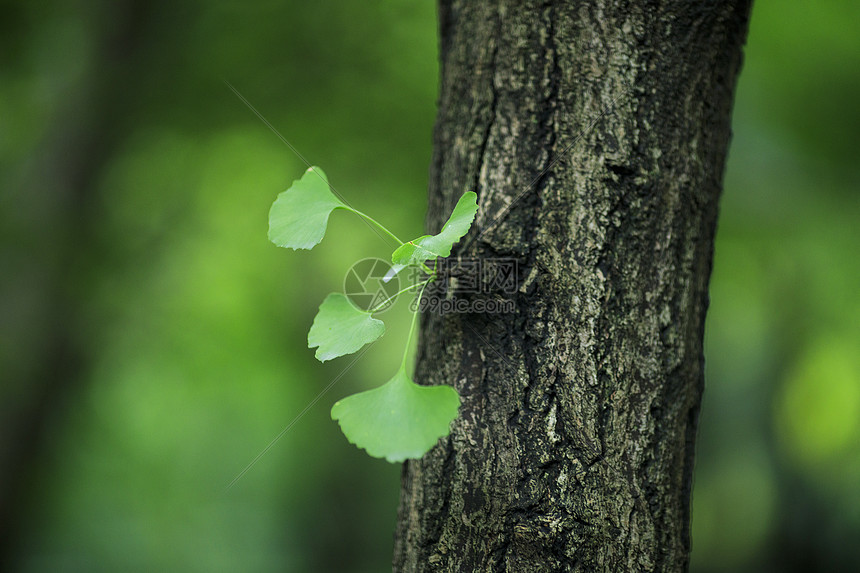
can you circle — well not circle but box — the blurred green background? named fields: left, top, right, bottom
left=1, top=1, right=857, bottom=571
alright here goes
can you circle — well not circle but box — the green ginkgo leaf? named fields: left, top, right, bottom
left=308, top=293, right=384, bottom=362
left=331, top=367, right=460, bottom=462
left=392, top=191, right=478, bottom=266
left=269, top=166, right=346, bottom=249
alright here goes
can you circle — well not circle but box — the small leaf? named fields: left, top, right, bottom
left=391, top=236, right=435, bottom=267
left=331, top=368, right=460, bottom=462
left=268, top=166, right=346, bottom=249
left=308, top=293, right=384, bottom=362
left=392, top=191, right=478, bottom=266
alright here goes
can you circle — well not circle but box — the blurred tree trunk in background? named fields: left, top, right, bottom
left=394, top=1, right=751, bottom=571
left=0, top=1, right=149, bottom=565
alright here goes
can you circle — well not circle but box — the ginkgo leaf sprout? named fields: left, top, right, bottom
left=268, top=166, right=477, bottom=462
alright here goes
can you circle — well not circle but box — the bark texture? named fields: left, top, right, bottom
left=394, top=1, right=752, bottom=571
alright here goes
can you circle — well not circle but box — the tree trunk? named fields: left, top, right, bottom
left=394, top=1, right=752, bottom=571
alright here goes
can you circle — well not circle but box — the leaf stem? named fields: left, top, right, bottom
left=345, top=207, right=404, bottom=245
left=368, top=279, right=430, bottom=315
left=400, top=280, right=431, bottom=372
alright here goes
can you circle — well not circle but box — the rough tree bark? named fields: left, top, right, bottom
left=394, top=1, right=752, bottom=571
